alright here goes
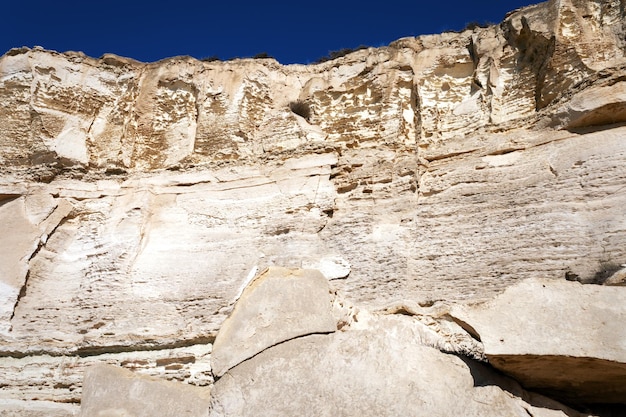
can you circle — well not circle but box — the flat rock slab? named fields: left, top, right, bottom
left=452, top=278, right=626, bottom=404
left=79, top=364, right=211, bottom=417
left=210, top=267, right=337, bottom=377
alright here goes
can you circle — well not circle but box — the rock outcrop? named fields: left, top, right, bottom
left=208, top=326, right=581, bottom=417
left=79, top=364, right=211, bottom=417
left=1, top=0, right=626, bottom=415
left=451, top=279, right=626, bottom=405
left=80, top=269, right=588, bottom=417
left=210, top=267, right=337, bottom=377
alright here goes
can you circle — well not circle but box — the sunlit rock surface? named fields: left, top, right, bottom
left=210, top=267, right=337, bottom=377
left=452, top=279, right=626, bottom=405
left=1, top=0, right=626, bottom=415
left=79, top=364, right=211, bottom=417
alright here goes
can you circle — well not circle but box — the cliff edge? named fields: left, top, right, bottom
left=1, top=0, right=625, bottom=415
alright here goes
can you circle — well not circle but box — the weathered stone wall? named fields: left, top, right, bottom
left=1, top=0, right=625, bottom=415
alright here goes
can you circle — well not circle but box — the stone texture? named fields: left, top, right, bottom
left=72, top=312, right=584, bottom=417
left=605, top=267, right=626, bottom=286
left=210, top=267, right=336, bottom=377
left=79, top=364, right=211, bottom=417
left=0, top=343, right=214, bottom=406
left=0, top=0, right=625, bottom=414
left=0, top=193, right=72, bottom=334
left=451, top=279, right=626, bottom=404
left=74, top=274, right=620, bottom=416
left=0, top=400, right=78, bottom=417
left=550, top=82, right=626, bottom=129
left=209, top=315, right=582, bottom=417
left=1, top=155, right=338, bottom=354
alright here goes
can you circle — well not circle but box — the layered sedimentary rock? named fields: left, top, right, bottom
left=1, top=0, right=626, bottom=415
left=79, top=365, right=211, bottom=417
left=81, top=269, right=586, bottom=417
left=210, top=267, right=337, bottom=377
left=452, top=279, right=626, bottom=405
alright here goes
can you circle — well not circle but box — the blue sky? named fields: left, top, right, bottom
left=2, top=0, right=540, bottom=64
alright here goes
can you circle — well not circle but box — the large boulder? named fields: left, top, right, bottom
left=210, top=267, right=337, bottom=377
left=551, top=82, right=626, bottom=130
left=210, top=315, right=582, bottom=417
left=77, top=270, right=588, bottom=417
left=451, top=279, right=626, bottom=405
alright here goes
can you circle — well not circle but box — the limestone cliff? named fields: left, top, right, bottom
left=1, top=0, right=625, bottom=415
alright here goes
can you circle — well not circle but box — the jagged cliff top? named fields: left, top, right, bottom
left=2, top=0, right=626, bottom=176
left=1, top=0, right=625, bottom=416
left=1, top=1, right=539, bottom=65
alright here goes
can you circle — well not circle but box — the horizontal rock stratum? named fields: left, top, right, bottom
left=1, top=0, right=625, bottom=416
left=451, top=279, right=626, bottom=405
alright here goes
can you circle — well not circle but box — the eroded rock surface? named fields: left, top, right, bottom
left=76, top=268, right=589, bottom=417
left=1, top=0, right=626, bottom=415
left=451, top=279, right=626, bottom=405
left=210, top=318, right=581, bottom=417
left=210, top=267, right=336, bottom=377
left=79, top=364, right=211, bottom=417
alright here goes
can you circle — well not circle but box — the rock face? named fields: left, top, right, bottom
left=1, top=0, right=626, bottom=415
left=79, top=364, right=211, bottom=417
left=451, top=279, right=626, bottom=405
left=81, top=269, right=586, bottom=417
left=209, top=328, right=580, bottom=417
left=210, top=267, right=337, bottom=377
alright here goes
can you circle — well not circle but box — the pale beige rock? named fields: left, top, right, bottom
left=2, top=155, right=338, bottom=357
left=451, top=278, right=626, bottom=404
left=302, top=255, right=351, bottom=280
left=0, top=196, right=39, bottom=332
left=210, top=315, right=582, bottom=417
left=74, top=315, right=583, bottom=417
left=0, top=399, right=78, bottom=417
left=79, top=364, right=211, bottom=417
left=0, top=193, right=72, bottom=334
left=0, top=343, right=213, bottom=405
left=550, top=82, right=626, bottom=129
left=0, top=0, right=623, bottom=172
left=605, top=267, right=626, bottom=286
left=210, top=267, right=336, bottom=377
left=0, top=0, right=625, bottom=411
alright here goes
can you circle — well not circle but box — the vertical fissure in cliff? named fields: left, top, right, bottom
left=9, top=210, right=72, bottom=327
left=411, top=72, right=426, bottom=200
